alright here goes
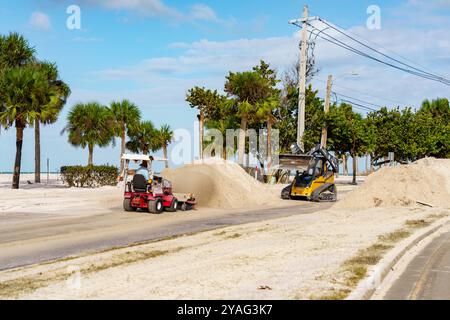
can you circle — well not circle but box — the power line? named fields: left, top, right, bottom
left=317, top=18, right=450, bottom=83
left=308, top=26, right=450, bottom=85
left=315, top=78, right=413, bottom=107
left=338, top=98, right=378, bottom=112
left=299, top=16, right=450, bottom=86
left=309, top=10, right=450, bottom=80
left=333, top=92, right=383, bottom=109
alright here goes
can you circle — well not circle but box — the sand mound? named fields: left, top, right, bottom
left=336, top=158, right=450, bottom=209
left=162, top=160, right=278, bottom=209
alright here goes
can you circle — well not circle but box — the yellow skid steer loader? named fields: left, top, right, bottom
left=279, top=144, right=339, bottom=202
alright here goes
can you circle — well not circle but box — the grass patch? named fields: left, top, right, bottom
left=213, top=231, right=227, bottom=236
left=315, top=289, right=351, bottom=300
left=405, top=219, right=430, bottom=228
left=378, top=229, right=411, bottom=243
left=0, top=247, right=183, bottom=299
left=226, top=233, right=242, bottom=239
left=426, top=212, right=448, bottom=220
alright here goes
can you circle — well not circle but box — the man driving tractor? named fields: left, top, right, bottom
left=121, top=154, right=196, bottom=214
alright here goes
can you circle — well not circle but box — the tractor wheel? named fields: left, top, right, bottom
left=166, top=198, right=178, bottom=212
left=148, top=198, right=164, bottom=214
left=180, top=202, right=188, bottom=211
left=281, top=185, right=292, bottom=200
left=123, top=199, right=136, bottom=212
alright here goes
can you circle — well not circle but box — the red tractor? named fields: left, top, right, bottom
left=121, top=154, right=196, bottom=214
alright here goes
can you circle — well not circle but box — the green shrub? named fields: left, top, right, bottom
left=60, top=165, right=118, bottom=188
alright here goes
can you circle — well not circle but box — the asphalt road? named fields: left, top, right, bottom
left=0, top=200, right=333, bottom=271
left=383, top=230, right=450, bottom=300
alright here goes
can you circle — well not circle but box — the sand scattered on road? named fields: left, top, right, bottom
left=3, top=205, right=447, bottom=300
left=162, top=160, right=281, bottom=209
left=335, top=158, right=450, bottom=210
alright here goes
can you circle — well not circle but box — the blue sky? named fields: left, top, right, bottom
left=0, top=0, right=449, bottom=172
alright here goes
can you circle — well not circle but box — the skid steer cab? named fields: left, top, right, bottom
left=121, top=154, right=196, bottom=214
left=278, top=144, right=339, bottom=202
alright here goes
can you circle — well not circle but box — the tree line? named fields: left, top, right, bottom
left=186, top=60, right=450, bottom=183
left=0, top=32, right=174, bottom=189
left=63, top=100, right=174, bottom=175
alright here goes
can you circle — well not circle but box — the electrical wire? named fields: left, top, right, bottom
left=317, top=18, right=450, bottom=83
left=307, top=25, right=450, bottom=85
left=308, top=9, right=450, bottom=80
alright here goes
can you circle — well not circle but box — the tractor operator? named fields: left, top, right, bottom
left=135, top=158, right=155, bottom=183
left=136, top=161, right=150, bottom=181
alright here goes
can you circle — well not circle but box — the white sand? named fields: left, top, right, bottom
left=0, top=174, right=123, bottom=216
left=162, top=160, right=281, bottom=209
left=336, top=158, right=450, bottom=209
left=3, top=205, right=447, bottom=300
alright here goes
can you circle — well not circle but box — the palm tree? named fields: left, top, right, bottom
left=256, top=95, right=279, bottom=168
left=33, top=61, right=70, bottom=183
left=63, top=102, right=115, bottom=166
left=126, top=121, right=159, bottom=155
left=0, top=32, right=35, bottom=69
left=224, top=71, right=271, bottom=165
left=0, top=33, right=36, bottom=189
left=110, top=100, right=141, bottom=175
left=0, top=66, right=47, bottom=189
left=155, top=124, right=174, bottom=168
left=186, top=87, right=225, bottom=160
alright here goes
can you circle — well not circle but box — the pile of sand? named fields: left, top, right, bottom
left=162, top=160, right=279, bottom=209
left=336, top=158, right=450, bottom=209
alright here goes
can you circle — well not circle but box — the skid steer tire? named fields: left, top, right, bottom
left=281, top=185, right=292, bottom=200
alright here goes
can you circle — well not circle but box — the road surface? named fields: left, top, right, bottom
left=383, top=230, right=450, bottom=300
left=0, top=201, right=333, bottom=271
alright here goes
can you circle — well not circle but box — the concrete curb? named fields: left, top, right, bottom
left=346, top=217, right=450, bottom=300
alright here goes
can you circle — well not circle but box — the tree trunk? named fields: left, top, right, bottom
left=365, top=154, right=369, bottom=175
left=355, top=155, right=359, bottom=176
left=238, top=114, right=248, bottom=166
left=352, top=154, right=357, bottom=185
left=199, top=112, right=205, bottom=160
left=13, top=126, right=24, bottom=189
left=34, top=118, right=41, bottom=183
left=163, top=145, right=169, bottom=169
left=267, top=119, right=272, bottom=169
left=120, top=127, right=126, bottom=176
left=222, top=143, right=227, bottom=160
left=370, top=153, right=374, bottom=173
left=343, top=154, right=348, bottom=176
left=88, top=144, right=94, bottom=166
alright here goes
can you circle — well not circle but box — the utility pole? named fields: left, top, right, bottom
left=297, top=5, right=309, bottom=151
left=321, top=74, right=333, bottom=149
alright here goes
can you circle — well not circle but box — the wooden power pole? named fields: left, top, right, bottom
left=297, top=5, right=309, bottom=151
left=321, top=74, right=333, bottom=149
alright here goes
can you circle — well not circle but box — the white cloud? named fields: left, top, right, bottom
left=93, top=0, right=181, bottom=18
left=82, top=0, right=228, bottom=24
left=189, top=4, right=218, bottom=22
left=97, top=34, right=301, bottom=82
left=29, top=11, right=51, bottom=31
left=407, top=0, right=450, bottom=7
